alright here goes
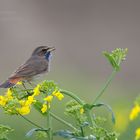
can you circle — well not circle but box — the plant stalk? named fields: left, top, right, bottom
left=47, top=103, right=53, bottom=140
left=50, top=112, right=79, bottom=131
left=19, top=114, right=44, bottom=129
left=60, top=89, right=85, bottom=105
left=92, top=70, right=116, bottom=104
left=85, top=109, right=96, bottom=132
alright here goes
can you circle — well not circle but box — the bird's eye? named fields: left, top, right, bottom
left=42, top=49, right=47, bottom=53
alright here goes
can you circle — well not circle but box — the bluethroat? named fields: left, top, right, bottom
left=0, top=46, right=55, bottom=88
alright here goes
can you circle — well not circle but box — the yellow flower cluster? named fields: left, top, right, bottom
left=0, top=96, right=7, bottom=106
left=136, top=128, right=140, bottom=140
left=0, top=89, right=13, bottom=106
left=129, top=104, right=140, bottom=120
left=52, top=91, right=64, bottom=100
left=80, top=108, right=84, bottom=114
left=41, top=104, right=48, bottom=113
left=33, top=84, right=41, bottom=96
left=130, top=104, right=140, bottom=140
left=0, top=81, right=64, bottom=116
left=17, top=95, right=36, bottom=115
left=41, top=90, right=64, bottom=113
left=0, top=85, right=41, bottom=115
left=16, top=85, right=41, bottom=115
left=44, top=95, right=53, bottom=102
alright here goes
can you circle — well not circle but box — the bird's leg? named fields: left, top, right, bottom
left=27, top=81, right=36, bottom=88
left=22, top=82, right=31, bottom=96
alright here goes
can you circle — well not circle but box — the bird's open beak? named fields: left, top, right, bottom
left=48, top=47, right=55, bottom=52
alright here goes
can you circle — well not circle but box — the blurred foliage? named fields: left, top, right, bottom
left=130, top=95, right=140, bottom=140
left=103, top=48, right=127, bottom=71
left=0, top=125, right=13, bottom=140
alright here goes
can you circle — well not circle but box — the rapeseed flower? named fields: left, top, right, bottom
left=41, top=104, right=48, bottom=113
left=6, top=88, right=12, bottom=96
left=19, top=96, right=36, bottom=106
left=53, top=91, right=64, bottom=100
left=25, top=96, right=36, bottom=105
left=33, top=84, right=41, bottom=96
left=17, top=95, right=36, bottom=115
left=0, top=81, right=64, bottom=115
left=136, top=128, right=140, bottom=140
left=114, top=110, right=129, bottom=132
left=44, top=95, right=53, bottom=102
left=80, top=108, right=84, bottom=114
left=6, top=88, right=13, bottom=100
left=129, top=104, right=140, bottom=120
left=17, top=106, right=30, bottom=115
left=0, top=96, right=7, bottom=106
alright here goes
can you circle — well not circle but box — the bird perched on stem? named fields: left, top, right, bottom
left=0, top=46, right=55, bottom=88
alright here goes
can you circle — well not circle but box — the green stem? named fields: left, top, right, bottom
left=50, top=112, right=79, bottom=131
left=60, top=89, right=85, bottom=105
left=84, top=70, right=117, bottom=132
left=80, top=126, right=84, bottom=137
left=92, top=70, right=116, bottom=104
left=19, top=114, right=44, bottom=129
left=47, top=104, right=53, bottom=140
left=85, top=110, right=96, bottom=131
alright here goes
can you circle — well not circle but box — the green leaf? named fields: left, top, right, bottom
left=26, top=128, right=49, bottom=138
left=0, top=125, right=13, bottom=140
left=26, top=128, right=39, bottom=137
left=54, top=130, right=96, bottom=140
left=91, top=103, right=115, bottom=124
left=83, top=104, right=92, bottom=111
left=103, top=52, right=119, bottom=71
left=54, top=130, right=74, bottom=138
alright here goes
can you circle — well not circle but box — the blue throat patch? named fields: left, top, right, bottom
left=45, top=52, right=52, bottom=61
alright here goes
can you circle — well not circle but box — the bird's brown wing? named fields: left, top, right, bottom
left=9, top=57, right=48, bottom=79
left=9, top=63, right=37, bottom=79
left=0, top=63, right=37, bottom=87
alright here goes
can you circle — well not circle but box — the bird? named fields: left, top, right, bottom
left=0, top=46, right=55, bottom=88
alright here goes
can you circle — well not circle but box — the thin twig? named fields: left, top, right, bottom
left=19, top=113, right=44, bottom=129
left=50, top=112, right=79, bottom=131
left=92, top=70, right=116, bottom=104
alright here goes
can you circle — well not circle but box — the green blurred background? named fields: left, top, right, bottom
left=0, top=0, right=140, bottom=139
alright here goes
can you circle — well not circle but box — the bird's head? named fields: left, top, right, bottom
left=32, top=46, right=55, bottom=60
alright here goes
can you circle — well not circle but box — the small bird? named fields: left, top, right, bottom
left=0, top=46, right=55, bottom=88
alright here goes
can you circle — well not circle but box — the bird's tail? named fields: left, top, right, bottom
left=0, top=80, right=15, bottom=88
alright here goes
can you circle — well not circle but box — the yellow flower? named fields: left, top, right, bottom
left=0, top=96, right=7, bottom=106
left=25, top=96, right=36, bottom=105
left=114, top=110, right=129, bottom=132
left=17, top=106, right=30, bottom=115
left=44, top=95, right=53, bottom=102
left=136, top=128, right=140, bottom=140
left=19, top=96, right=36, bottom=106
left=6, top=88, right=12, bottom=96
left=41, top=104, right=48, bottom=113
left=6, top=88, right=13, bottom=100
left=33, top=84, right=41, bottom=96
left=129, top=104, right=140, bottom=120
left=80, top=108, right=84, bottom=114
left=16, top=81, right=23, bottom=85
left=53, top=91, right=64, bottom=100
